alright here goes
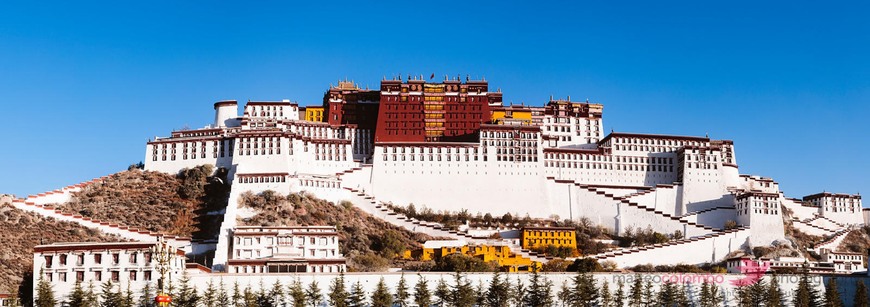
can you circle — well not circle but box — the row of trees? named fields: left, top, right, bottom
left=32, top=269, right=869, bottom=307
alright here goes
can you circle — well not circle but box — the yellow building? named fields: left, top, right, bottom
left=491, top=104, right=534, bottom=125
left=520, top=226, right=577, bottom=250
left=302, top=106, right=325, bottom=122
left=403, top=241, right=540, bottom=272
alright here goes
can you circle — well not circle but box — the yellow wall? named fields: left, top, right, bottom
left=305, top=107, right=325, bottom=122
left=521, top=228, right=577, bottom=250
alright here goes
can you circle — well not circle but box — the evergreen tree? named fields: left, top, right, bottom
left=231, top=282, right=243, bottom=307
left=599, top=280, right=613, bottom=307
left=349, top=281, right=366, bottom=307
left=698, top=282, right=711, bottom=307
left=766, top=274, right=784, bottom=307
left=657, top=282, right=677, bottom=307
left=569, top=272, right=598, bottom=307
left=451, top=272, right=476, bottom=307
left=510, top=277, right=525, bottom=307
left=328, top=273, right=349, bottom=307
left=434, top=278, right=451, bottom=307
left=709, top=283, right=722, bottom=307
left=824, top=278, right=843, bottom=307
left=34, top=272, right=56, bottom=307
left=100, top=281, right=122, bottom=307
left=139, top=282, right=154, bottom=307
left=255, top=281, right=270, bottom=307
left=371, top=278, right=393, bottom=307
left=854, top=280, right=869, bottom=307
left=794, top=267, right=821, bottom=307
left=524, top=268, right=553, bottom=307
left=628, top=275, right=643, bottom=307
left=270, top=280, right=286, bottom=307
left=202, top=280, right=217, bottom=307
left=475, top=280, right=486, bottom=307
left=557, top=281, right=571, bottom=307
left=305, top=280, right=324, bottom=307
left=486, top=271, right=510, bottom=307
left=86, top=281, right=99, bottom=307
left=395, top=273, right=410, bottom=307
left=122, top=281, right=135, bottom=307
left=413, top=275, right=432, bottom=307
left=243, top=286, right=257, bottom=307
left=641, top=279, right=655, bottom=306
left=173, top=274, right=199, bottom=307
left=216, top=280, right=229, bottom=307
left=748, top=279, right=768, bottom=307
left=675, top=283, right=690, bottom=307
left=613, top=279, right=626, bottom=307
left=735, top=285, right=752, bottom=307
left=288, top=280, right=306, bottom=307
left=68, top=280, right=87, bottom=307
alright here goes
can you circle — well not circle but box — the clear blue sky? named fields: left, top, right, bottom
left=1, top=1, right=867, bottom=199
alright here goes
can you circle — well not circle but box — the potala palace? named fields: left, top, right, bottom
left=137, top=75, right=863, bottom=270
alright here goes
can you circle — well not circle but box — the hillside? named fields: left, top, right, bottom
left=237, top=191, right=432, bottom=271
left=0, top=203, right=122, bottom=295
left=60, top=166, right=229, bottom=240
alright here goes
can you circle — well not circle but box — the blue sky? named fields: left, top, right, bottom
left=0, top=1, right=867, bottom=199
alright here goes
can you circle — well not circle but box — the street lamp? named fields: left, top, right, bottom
left=150, top=236, right=175, bottom=307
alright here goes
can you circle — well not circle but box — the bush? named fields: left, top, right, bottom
left=433, top=254, right=497, bottom=272
left=567, top=258, right=602, bottom=273
left=351, top=252, right=390, bottom=272
left=541, top=259, right=571, bottom=272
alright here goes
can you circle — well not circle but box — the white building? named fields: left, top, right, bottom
left=140, top=80, right=863, bottom=270
left=227, top=226, right=346, bottom=274
left=803, top=192, right=864, bottom=225
left=32, top=242, right=186, bottom=303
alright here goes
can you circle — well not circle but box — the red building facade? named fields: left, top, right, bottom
left=375, top=75, right=502, bottom=143
left=322, top=81, right=380, bottom=130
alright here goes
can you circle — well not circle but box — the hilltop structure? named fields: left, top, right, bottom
left=142, top=75, right=863, bottom=270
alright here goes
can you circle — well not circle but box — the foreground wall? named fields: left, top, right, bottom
left=43, top=271, right=869, bottom=307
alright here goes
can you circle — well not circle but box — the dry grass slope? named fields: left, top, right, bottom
left=0, top=203, right=121, bottom=294
left=61, top=167, right=229, bottom=240
left=237, top=191, right=431, bottom=271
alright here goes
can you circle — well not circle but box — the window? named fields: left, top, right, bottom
left=60, top=254, right=67, bottom=266
left=44, top=255, right=53, bottom=268
left=59, top=272, right=67, bottom=282
left=130, top=271, right=137, bottom=281
left=111, top=271, right=120, bottom=282
left=112, top=254, right=120, bottom=265
left=94, top=254, right=102, bottom=264
left=95, top=271, right=102, bottom=281
left=144, top=271, right=152, bottom=281
left=129, top=253, right=137, bottom=264
left=77, top=254, right=85, bottom=266
left=76, top=271, right=84, bottom=282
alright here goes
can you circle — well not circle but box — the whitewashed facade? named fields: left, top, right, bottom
left=227, top=226, right=346, bottom=274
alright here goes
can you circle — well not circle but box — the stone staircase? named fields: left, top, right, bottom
left=813, top=229, right=852, bottom=253
left=579, top=185, right=721, bottom=233
left=591, top=226, right=750, bottom=262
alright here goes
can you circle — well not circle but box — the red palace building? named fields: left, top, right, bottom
left=374, top=75, right=503, bottom=143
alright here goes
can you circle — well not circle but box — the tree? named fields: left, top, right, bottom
left=766, top=274, right=784, bottom=307
left=100, top=281, right=121, bottom=307
left=173, top=274, right=199, bottom=307
left=349, top=281, right=366, bottom=307
left=794, top=267, right=821, bottom=307
left=510, top=277, right=526, bottom=307
left=570, top=272, right=598, bottom=307
left=747, top=279, right=767, bottom=307
left=371, top=278, right=393, bottom=307
left=675, top=283, right=690, bottom=307
left=255, top=281, right=270, bottom=307
left=855, top=280, right=869, bottom=307
left=657, top=282, right=678, bottom=307
left=306, top=280, right=324, bottom=307
left=641, top=279, right=655, bottom=306
left=613, top=279, right=625, bottom=307
left=202, top=280, right=218, bottom=307
left=524, top=268, right=553, bottom=307
left=569, top=258, right=602, bottom=273
left=68, top=281, right=87, bottom=307
left=735, top=285, right=752, bottom=307
left=628, top=275, right=643, bottom=307
left=34, top=271, right=56, bottom=307
left=557, top=281, right=572, bottom=307
left=434, top=278, right=451, bottom=307
left=395, top=273, right=410, bottom=307
left=269, top=280, right=286, bottom=307
left=600, top=280, right=612, bottom=307
left=288, top=280, right=306, bottom=307
left=413, top=275, right=432, bottom=307
left=86, top=281, right=99, bottom=307
left=450, top=271, right=476, bottom=307
left=486, top=271, right=510, bottom=307
left=122, top=282, right=135, bottom=307
left=475, top=280, right=486, bottom=307
left=824, top=278, right=843, bottom=307
left=243, top=286, right=257, bottom=307
left=231, top=282, right=243, bottom=307
left=216, top=280, right=229, bottom=307
left=328, top=273, right=349, bottom=307
left=139, top=282, right=154, bottom=307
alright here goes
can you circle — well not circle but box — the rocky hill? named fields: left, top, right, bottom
left=237, top=190, right=431, bottom=271
left=0, top=203, right=122, bottom=295
left=59, top=166, right=229, bottom=240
